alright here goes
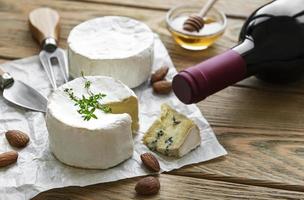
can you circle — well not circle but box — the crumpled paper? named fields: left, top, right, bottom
left=0, top=35, right=227, bottom=199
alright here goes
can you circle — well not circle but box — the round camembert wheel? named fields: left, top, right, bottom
left=46, top=76, right=139, bottom=169
left=68, top=16, right=154, bottom=88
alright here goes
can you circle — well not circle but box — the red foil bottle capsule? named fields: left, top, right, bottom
left=173, top=50, right=246, bottom=104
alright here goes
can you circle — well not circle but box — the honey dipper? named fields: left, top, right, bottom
left=183, top=0, right=218, bottom=32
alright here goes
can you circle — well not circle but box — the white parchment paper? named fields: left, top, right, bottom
left=0, top=36, right=227, bottom=199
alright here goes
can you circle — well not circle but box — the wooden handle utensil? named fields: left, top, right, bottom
left=29, top=7, right=60, bottom=48
left=183, top=0, right=218, bottom=32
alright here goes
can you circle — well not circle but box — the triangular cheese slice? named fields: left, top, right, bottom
left=143, top=104, right=201, bottom=157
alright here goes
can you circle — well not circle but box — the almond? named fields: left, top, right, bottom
left=135, top=176, right=160, bottom=195
left=0, top=151, right=18, bottom=167
left=150, top=66, right=169, bottom=84
left=140, top=153, right=160, bottom=172
left=153, top=80, right=172, bottom=94
left=5, top=130, right=30, bottom=148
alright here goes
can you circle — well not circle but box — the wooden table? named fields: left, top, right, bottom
left=1, top=0, right=304, bottom=199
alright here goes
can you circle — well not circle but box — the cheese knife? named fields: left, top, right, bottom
left=0, top=68, right=48, bottom=112
left=29, top=7, right=69, bottom=89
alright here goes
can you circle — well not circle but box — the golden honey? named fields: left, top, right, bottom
left=168, top=16, right=225, bottom=50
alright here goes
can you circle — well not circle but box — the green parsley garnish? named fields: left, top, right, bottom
left=64, top=73, right=112, bottom=121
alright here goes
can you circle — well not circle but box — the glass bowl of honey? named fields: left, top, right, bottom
left=166, top=4, right=227, bottom=50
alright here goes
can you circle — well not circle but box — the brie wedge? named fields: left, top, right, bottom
left=67, top=16, right=154, bottom=88
left=143, top=104, right=201, bottom=157
left=46, top=76, right=139, bottom=169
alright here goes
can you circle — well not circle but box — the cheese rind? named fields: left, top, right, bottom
left=46, top=76, right=138, bottom=169
left=67, top=16, right=154, bottom=88
left=143, top=104, right=201, bottom=157
left=47, top=113, right=133, bottom=169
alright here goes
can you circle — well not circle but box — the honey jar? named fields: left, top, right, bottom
left=166, top=4, right=227, bottom=50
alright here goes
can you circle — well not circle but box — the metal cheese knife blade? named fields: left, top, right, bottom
left=29, top=7, right=69, bottom=90
left=0, top=68, right=47, bottom=112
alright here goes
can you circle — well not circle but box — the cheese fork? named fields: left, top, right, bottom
left=29, top=7, right=69, bottom=89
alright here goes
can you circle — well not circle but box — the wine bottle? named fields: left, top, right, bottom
left=172, top=0, right=304, bottom=104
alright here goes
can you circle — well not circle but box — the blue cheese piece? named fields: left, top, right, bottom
left=143, top=104, right=201, bottom=157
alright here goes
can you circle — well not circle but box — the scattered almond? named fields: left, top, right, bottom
left=0, top=151, right=18, bottom=167
left=5, top=130, right=30, bottom=148
left=153, top=80, right=172, bottom=94
left=150, top=66, right=169, bottom=84
left=135, top=176, right=160, bottom=195
left=140, top=153, right=160, bottom=172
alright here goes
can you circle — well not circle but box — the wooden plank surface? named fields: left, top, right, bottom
left=33, top=174, right=304, bottom=200
left=1, top=0, right=304, bottom=199
left=172, top=127, right=304, bottom=191
left=198, top=86, right=304, bottom=131
left=0, top=0, right=244, bottom=59
left=73, top=0, right=266, bottom=17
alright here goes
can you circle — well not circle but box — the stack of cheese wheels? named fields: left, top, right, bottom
left=67, top=16, right=154, bottom=88
left=46, top=76, right=139, bottom=169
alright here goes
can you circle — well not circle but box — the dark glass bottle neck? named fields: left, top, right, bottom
left=234, top=0, right=304, bottom=79
left=232, top=38, right=256, bottom=76
left=232, top=37, right=254, bottom=56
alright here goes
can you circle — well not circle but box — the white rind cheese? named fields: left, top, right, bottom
left=68, top=16, right=154, bottom=88
left=46, top=76, right=139, bottom=169
left=143, top=104, right=201, bottom=157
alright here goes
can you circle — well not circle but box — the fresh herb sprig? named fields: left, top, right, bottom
left=64, top=73, right=112, bottom=121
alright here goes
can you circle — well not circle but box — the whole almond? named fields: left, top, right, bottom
left=140, top=153, right=160, bottom=172
left=0, top=151, right=18, bottom=167
left=135, top=176, right=160, bottom=195
left=5, top=130, right=30, bottom=148
left=153, top=80, right=172, bottom=94
left=151, top=66, right=169, bottom=84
